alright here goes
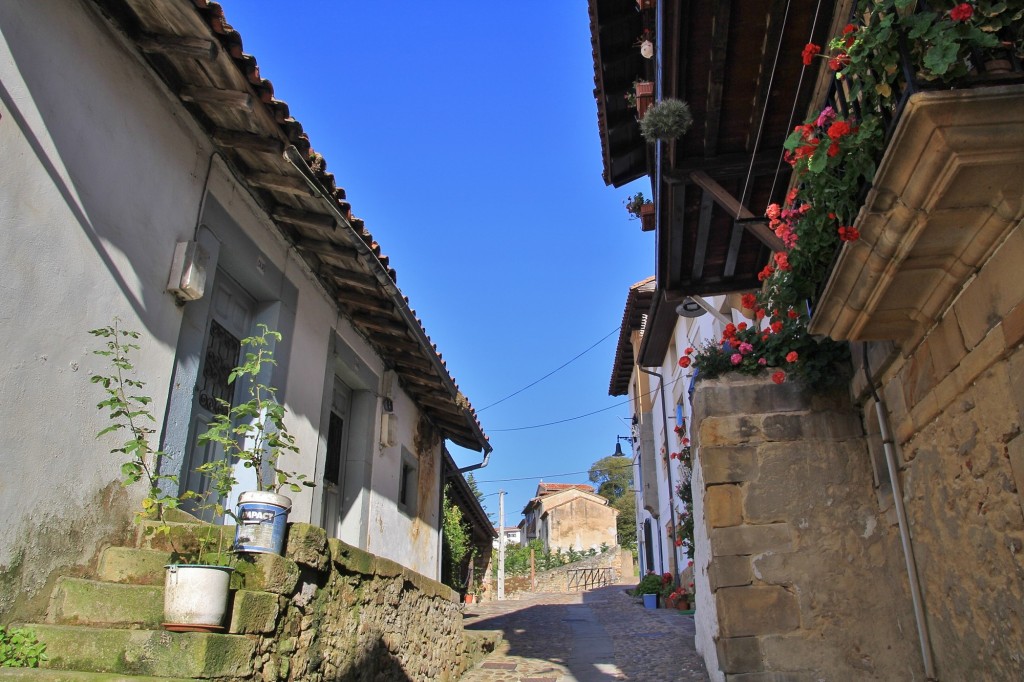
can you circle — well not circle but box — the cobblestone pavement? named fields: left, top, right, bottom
left=459, top=584, right=709, bottom=682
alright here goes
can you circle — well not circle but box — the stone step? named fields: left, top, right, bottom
left=134, top=520, right=235, bottom=556
left=47, top=578, right=163, bottom=629
left=26, top=624, right=255, bottom=679
left=0, top=668, right=196, bottom=681
left=96, top=547, right=173, bottom=586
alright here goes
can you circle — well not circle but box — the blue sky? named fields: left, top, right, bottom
left=225, top=3, right=651, bottom=521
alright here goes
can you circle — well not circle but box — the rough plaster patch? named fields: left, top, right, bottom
left=862, top=515, right=878, bottom=538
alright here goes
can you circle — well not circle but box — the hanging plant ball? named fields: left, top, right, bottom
left=640, top=98, right=693, bottom=142
left=640, top=39, right=655, bottom=59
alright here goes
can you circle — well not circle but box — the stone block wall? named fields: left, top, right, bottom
left=528, top=547, right=628, bottom=594
left=850, top=224, right=1024, bottom=680
left=234, top=523, right=472, bottom=682
left=691, top=374, right=919, bottom=681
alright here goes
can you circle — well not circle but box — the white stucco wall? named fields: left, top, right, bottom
left=0, top=0, right=447, bottom=616
left=0, top=0, right=205, bottom=616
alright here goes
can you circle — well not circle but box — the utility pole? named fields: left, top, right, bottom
left=497, top=489, right=506, bottom=600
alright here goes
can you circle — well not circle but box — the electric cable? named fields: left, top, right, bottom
left=476, top=325, right=622, bottom=413
left=488, top=376, right=681, bottom=432
left=475, top=462, right=636, bottom=484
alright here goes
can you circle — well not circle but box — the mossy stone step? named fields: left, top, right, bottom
left=96, top=547, right=173, bottom=586
left=134, top=521, right=233, bottom=555
left=47, top=578, right=163, bottom=629
left=0, top=668, right=196, bottom=681
left=27, top=624, right=254, bottom=679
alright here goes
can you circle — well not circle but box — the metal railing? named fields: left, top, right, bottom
left=566, top=567, right=616, bottom=592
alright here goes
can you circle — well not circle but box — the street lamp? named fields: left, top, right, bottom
left=611, top=435, right=635, bottom=457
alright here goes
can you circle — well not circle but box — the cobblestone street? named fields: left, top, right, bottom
left=460, top=585, right=708, bottom=682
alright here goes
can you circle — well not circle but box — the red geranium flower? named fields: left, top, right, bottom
left=770, top=321, right=784, bottom=334
left=684, top=346, right=694, bottom=355
left=827, top=120, right=852, bottom=140
left=828, top=53, right=850, bottom=71
left=741, top=293, right=757, bottom=309
left=679, top=356, right=692, bottom=368
left=838, top=226, right=860, bottom=242
left=950, top=3, right=973, bottom=22
left=772, top=370, right=786, bottom=384
left=773, top=252, right=791, bottom=271
left=737, top=322, right=748, bottom=332
left=801, top=43, right=821, bottom=66
left=758, top=264, right=774, bottom=282
left=786, top=351, right=799, bottom=363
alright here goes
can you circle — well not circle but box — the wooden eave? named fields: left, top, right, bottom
left=91, top=0, right=489, bottom=452
left=588, top=0, right=652, bottom=187
left=654, top=0, right=836, bottom=303
left=609, top=276, right=655, bottom=396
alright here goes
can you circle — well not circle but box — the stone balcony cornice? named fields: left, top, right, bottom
left=809, top=84, right=1024, bottom=350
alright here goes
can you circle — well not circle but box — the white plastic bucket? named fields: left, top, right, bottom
left=235, top=491, right=291, bottom=554
left=163, top=564, right=233, bottom=631
left=643, top=593, right=658, bottom=609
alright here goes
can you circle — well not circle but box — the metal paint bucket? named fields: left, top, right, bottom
left=234, top=491, right=291, bottom=554
left=643, top=593, right=658, bottom=609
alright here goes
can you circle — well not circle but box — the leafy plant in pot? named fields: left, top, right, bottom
left=90, top=321, right=234, bottom=632
left=639, top=98, right=693, bottom=143
left=197, top=325, right=314, bottom=555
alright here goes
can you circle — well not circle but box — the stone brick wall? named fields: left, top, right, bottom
left=233, top=523, right=473, bottom=682
left=511, top=547, right=627, bottom=595
left=851, top=225, right=1024, bottom=680
left=691, top=374, right=919, bottom=681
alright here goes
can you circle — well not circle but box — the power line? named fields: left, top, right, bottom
left=477, top=325, right=621, bottom=413
left=475, top=462, right=636, bottom=484
left=488, top=376, right=681, bottom=432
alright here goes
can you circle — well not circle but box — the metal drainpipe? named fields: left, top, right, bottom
left=862, top=344, right=937, bottom=681
left=639, top=365, right=679, bottom=583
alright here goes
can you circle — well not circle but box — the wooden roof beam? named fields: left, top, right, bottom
left=322, top=264, right=378, bottom=291
left=272, top=206, right=336, bottom=233
left=296, top=237, right=358, bottom=262
left=689, top=170, right=785, bottom=253
left=350, top=312, right=408, bottom=337
left=212, top=129, right=284, bottom=156
left=247, top=172, right=315, bottom=196
left=179, top=86, right=252, bottom=111
left=703, top=0, right=732, bottom=154
left=137, top=33, right=217, bottom=60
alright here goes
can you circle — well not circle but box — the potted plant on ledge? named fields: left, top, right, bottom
left=197, top=324, right=314, bottom=556
left=89, top=321, right=235, bottom=632
left=625, top=192, right=656, bottom=232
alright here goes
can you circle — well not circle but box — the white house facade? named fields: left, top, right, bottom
left=0, top=0, right=489, bottom=621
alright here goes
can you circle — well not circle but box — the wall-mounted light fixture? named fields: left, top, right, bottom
left=612, top=435, right=636, bottom=457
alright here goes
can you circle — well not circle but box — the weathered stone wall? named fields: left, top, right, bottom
left=547, top=496, right=618, bottom=552
left=234, top=523, right=472, bottom=682
left=852, top=224, right=1024, bottom=680
left=514, top=547, right=627, bottom=594
left=692, top=374, right=919, bottom=681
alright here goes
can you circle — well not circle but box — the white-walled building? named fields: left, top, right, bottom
left=609, top=278, right=727, bottom=579
left=0, top=0, right=489, bottom=622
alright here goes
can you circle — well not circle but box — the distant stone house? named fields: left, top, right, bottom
left=0, top=0, right=490, bottom=623
left=590, top=0, right=1024, bottom=680
left=521, top=483, right=618, bottom=553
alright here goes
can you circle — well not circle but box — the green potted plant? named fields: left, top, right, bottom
left=632, top=571, right=667, bottom=608
left=625, top=191, right=656, bottom=231
left=632, top=80, right=655, bottom=119
left=639, top=98, right=693, bottom=142
left=90, top=321, right=234, bottom=632
left=197, top=324, right=314, bottom=555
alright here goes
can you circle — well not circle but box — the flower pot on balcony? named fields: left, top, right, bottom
left=639, top=202, right=655, bottom=232
left=634, top=81, right=654, bottom=120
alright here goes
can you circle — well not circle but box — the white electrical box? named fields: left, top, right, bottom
left=167, top=241, right=208, bottom=301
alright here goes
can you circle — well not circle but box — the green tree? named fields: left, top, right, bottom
left=589, top=455, right=637, bottom=554
left=441, top=486, right=471, bottom=592
left=465, top=472, right=487, bottom=513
